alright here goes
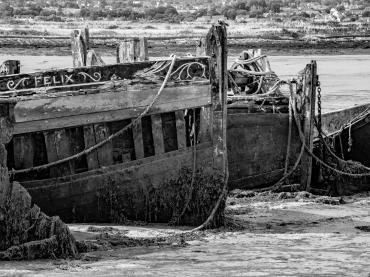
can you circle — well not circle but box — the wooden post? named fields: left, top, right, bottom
left=301, top=60, right=317, bottom=191
left=205, top=23, right=228, bottom=176
left=0, top=60, right=20, bottom=75
left=71, top=28, right=90, bottom=67
left=117, top=37, right=148, bottom=63
left=86, top=49, right=105, bottom=66
left=196, top=38, right=206, bottom=56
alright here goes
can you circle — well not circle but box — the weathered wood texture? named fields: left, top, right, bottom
left=0, top=60, right=20, bottom=75
left=227, top=112, right=301, bottom=189
left=0, top=57, right=209, bottom=93
left=44, top=129, right=73, bottom=177
left=71, top=28, right=89, bottom=67
left=205, top=23, right=228, bottom=175
left=330, top=115, right=370, bottom=195
left=151, top=114, right=165, bottom=155
left=319, top=103, right=370, bottom=137
left=300, top=61, right=317, bottom=191
left=196, top=38, right=206, bottom=57
left=13, top=82, right=211, bottom=134
left=83, top=125, right=99, bottom=170
left=22, top=143, right=213, bottom=222
left=117, top=38, right=148, bottom=63
left=132, top=119, right=144, bottom=160
left=93, top=123, right=113, bottom=166
left=175, top=111, right=187, bottom=150
left=86, top=50, right=105, bottom=66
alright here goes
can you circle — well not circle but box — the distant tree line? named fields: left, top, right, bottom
left=1, top=0, right=370, bottom=22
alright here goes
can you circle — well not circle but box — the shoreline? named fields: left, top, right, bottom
left=0, top=41, right=369, bottom=57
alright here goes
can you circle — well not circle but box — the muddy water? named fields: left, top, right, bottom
left=0, top=54, right=369, bottom=113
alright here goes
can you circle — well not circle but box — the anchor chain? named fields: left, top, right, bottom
left=316, top=78, right=325, bottom=182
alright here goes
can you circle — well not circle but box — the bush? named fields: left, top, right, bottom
left=144, top=25, right=156, bottom=29
left=107, top=24, right=118, bottom=29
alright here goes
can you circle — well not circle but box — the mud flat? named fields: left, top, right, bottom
left=0, top=39, right=369, bottom=57
left=1, top=191, right=370, bottom=276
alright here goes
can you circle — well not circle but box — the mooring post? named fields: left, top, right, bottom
left=301, top=60, right=317, bottom=191
left=196, top=38, right=206, bottom=56
left=71, top=27, right=90, bottom=67
left=205, top=22, right=228, bottom=177
left=86, top=49, right=105, bottom=66
left=0, top=60, right=20, bottom=75
left=117, top=37, right=148, bottom=63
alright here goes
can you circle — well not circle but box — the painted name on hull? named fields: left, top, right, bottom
left=0, top=58, right=210, bottom=93
left=6, top=71, right=102, bottom=91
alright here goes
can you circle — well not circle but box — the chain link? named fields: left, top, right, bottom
left=317, top=80, right=322, bottom=133
left=316, top=79, right=324, bottom=182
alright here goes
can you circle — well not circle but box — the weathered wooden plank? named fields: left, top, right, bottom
left=117, top=38, right=148, bottom=63
left=2, top=59, right=207, bottom=93
left=0, top=57, right=209, bottom=93
left=132, top=119, right=144, bottom=160
left=161, top=112, right=178, bottom=153
left=319, top=103, right=370, bottom=137
left=151, top=114, right=165, bottom=155
left=175, top=110, right=186, bottom=150
left=227, top=112, right=301, bottom=190
left=93, top=123, right=113, bottom=167
left=68, top=127, right=87, bottom=173
left=13, top=96, right=211, bottom=135
left=86, top=50, right=105, bottom=66
left=13, top=134, right=34, bottom=169
left=300, top=61, right=317, bottom=191
left=14, top=84, right=210, bottom=123
left=83, top=125, right=99, bottom=170
left=0, top=60, right=20, bottom=75
left=139, top=37, right=149, bottom=61
left=43, top=129, right=73, bottom=177
left=107, top=120, right=134, bottom=164
left=198, top=106, right=212, bottom=143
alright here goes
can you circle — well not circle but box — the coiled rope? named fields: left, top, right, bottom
left=11, top=55, right=178, bottom=175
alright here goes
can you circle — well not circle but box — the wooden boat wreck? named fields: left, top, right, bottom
left=1, top=23, right=369, bottom=226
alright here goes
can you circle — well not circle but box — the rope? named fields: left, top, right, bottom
left=314, top=118, right=370, bottom=172
left=233, top=55, right=267, bottom=65
left=255, top=87, right=305, bottom=193
left=186, top=169, right=229, bottom=233
left=284, top=85, right=293, bottom=175
left=229, top=68, right=274, bottom=76
left=12, top=55, right=178, bottom=175
left=292, top=95, right=370, bottom=178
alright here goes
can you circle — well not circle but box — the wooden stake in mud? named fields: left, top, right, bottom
left=196, top=38, right=206, bottom=56
left=301, top=60, right=317, bottom=191
left=0, top=60, right=20, bottom=75
left=71, top=28, right=90, bottom=67
left=204, top=22, right=228, bottom=176
left=117, top=37, right=148, bottom=63
left=86, top=49, right=105, bottom=66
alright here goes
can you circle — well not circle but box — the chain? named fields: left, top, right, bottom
left=316, top=78, right=325, bottom=182
left=317, top=79, right=322, bottom=137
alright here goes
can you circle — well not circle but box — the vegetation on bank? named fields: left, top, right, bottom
left=1, top=0, right=370, bottom=23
